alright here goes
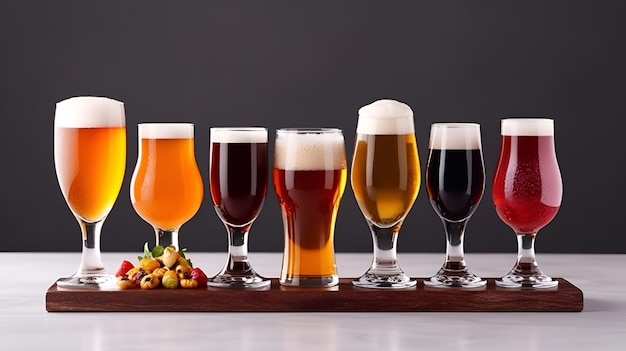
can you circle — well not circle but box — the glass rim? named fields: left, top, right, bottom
left=431, top=122, right=480, bottom=128
left=276, top=127, right=343, bottom=134
left=210, top=126, right=267, bottom=132
left=138, top=122, right=194, bottom=127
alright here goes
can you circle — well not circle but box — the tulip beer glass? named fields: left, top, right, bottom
left=351, top=99, right=420, bottom=289
left=54, top=96, right=126, bottom=288
left=492, top=118, right=562, bottom=288
left=130, top=123, right=204, bottom=251
left=424, top=123, right=486, bottom=288
left=274, top=128, right=347, bottom=287
left=208, top=127, right=270, bottom=288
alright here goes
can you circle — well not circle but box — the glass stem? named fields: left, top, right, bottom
left=155, top=229, right=179, bottom=251
left=442, top=219, right=469, bottom=271
left=513, top=233, right=539, bottom=275
left=368, top=220, right=401, bottom=272
left=223, top=225, right=253, bottom=274
left=76, top=219, right=106, bottom=275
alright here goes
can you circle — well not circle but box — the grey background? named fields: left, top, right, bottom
left=1, top=1, right=624, bottom=254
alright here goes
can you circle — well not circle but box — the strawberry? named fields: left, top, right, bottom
left=115, top=260, right=135, bottom=277
left=190, top=267, right=208, bottom=287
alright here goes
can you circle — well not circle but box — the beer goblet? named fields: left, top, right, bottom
left=424, top=123, right=486, bottom=288
left=273, top=128, right=347, bottom=287
left=208, top=127, right=270, bottom=288
left=351, top=99, right=420, bottom=289
left=54, top=96, right=126, bottom=288
left=492, top=118, right=562, bottom=288
left=130, top=123, right=204, bottom=251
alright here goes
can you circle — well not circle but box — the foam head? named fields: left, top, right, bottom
left=55, top=96, right=125, bottom=128
left=501, top=118, right=554, bottom=136
left=429, top=123, right=482, bottom=150
left=211, top=127, right=268, bottom=143
left=356, top=99, right=415, bottom=135
left=274, top=129, right=346, bottom=170
left=138, top=123, right=194, bottom=139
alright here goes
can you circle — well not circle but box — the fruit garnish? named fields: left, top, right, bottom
left=190, top=267, right=208, bottom=287
left=115, top=260, right=135, bottom=277
left=115, top=242, right=204, bottom=289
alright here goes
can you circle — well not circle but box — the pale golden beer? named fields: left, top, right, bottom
left=131, top=123, right=203, bottom=242
left=351, top=133, right=420, bottom=227
left=273, top=129, right=346, bottom=287
left=54, top=96, right=126, bottom=287
left=351, top=99, right=420, bottom=288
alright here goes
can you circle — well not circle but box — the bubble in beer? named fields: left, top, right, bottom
left=357, top=99, right=415, bottom=135
left=429, top=123, right=482, bottom=150
left=274, top=130, right=346, bottom=171
left=55, top=96, right=125, bottom=128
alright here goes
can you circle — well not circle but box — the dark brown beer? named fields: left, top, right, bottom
left=210, top=142, right=268, bottom=226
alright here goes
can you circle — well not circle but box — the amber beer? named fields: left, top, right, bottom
left=54, top=98, right=126, bottom=223
left=130, top=123, right=204, bottom=232
left=273, top=129, right=346, bottom=287
left=352, top=134, right=420, bottom=226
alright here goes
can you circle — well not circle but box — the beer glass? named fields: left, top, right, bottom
left=208, top=127, right=270, bottom=288
left=130, top=123, right=204, bottom=251
left=492, top=118, right=562, bottom=288
left=273, top=128, right=347, bottom=287
left=351, top=99, right=420, bottom=289
left=54, top=96, right=126, bottom=288
left=424, top=123, right=486, bottom=288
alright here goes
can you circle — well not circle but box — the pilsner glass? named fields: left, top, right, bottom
left=208, top=127, right=270, bottom=288
left=130, top=123, right=204, bottom=251
left=273, top=128, right=347, bottom=287
left=351, top=99, right=420, bottom=289
left=424, top=123, right=486, bottom=288
left=492, top=118, right=562, bottom=288
left=54, top=96, right=126, bottom=288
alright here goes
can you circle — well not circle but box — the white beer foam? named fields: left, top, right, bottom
left=211, top=127, right=267, bottom=143
left=429, top=123, right=482, bottom=150
left=138, top=123, right=194, bottom=139
left=274, top=130, right=346, bottom=170
left=356, top=99, right=415, bottom=135
left=55, top=96, right=125, bottom=128
left=501, top=118, right=554, bottom=136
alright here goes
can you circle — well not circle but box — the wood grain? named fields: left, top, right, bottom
left=46, top=278, right=583, bottom=312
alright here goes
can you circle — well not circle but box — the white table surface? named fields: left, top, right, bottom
left=1, top=252, right=624, bottom=351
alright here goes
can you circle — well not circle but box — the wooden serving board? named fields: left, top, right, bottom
left=46, top=278, right=583, bottom=312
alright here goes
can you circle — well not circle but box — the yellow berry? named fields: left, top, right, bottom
left=139, top=258, right=161, bottom=273
left=161, top=270, right=179, bottom=289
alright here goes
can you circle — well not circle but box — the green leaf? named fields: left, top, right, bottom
left=151, top=245, right=164, bottom=258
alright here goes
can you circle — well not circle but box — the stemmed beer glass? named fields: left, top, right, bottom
left=54, top=96, right=126, bottom=288
left=351, top=99, right=420, bottom=289
left=424, top=123, right=486, bottom=288
left=208, top=127, right=270, bottom=288
left=492, top=118, right=562, bottom=288
left=130, top=123, right=204, bottom=251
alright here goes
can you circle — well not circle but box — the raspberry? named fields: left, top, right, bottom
left=190, top=267, right=208, bottom=287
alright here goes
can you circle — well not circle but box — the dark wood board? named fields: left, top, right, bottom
left=46, top=278, right=583, bottom=312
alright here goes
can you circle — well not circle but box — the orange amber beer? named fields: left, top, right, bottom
left=54, top=97, right=126, bottom=223
left=54, top=96, right=126, bottom=287
left=130, top=123, right=204, bottom=233
left=273, top=129, right=346, bottom=287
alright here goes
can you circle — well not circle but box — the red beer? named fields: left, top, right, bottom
left=492, top=123, right=562, bottom=234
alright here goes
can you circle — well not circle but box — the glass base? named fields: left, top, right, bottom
left=496, top=272, right=559, bottom=289
left=56, top=273, right=115, bottom=289
left=352, top=271, right=417, bottom=289
left=424, top=268, right=486, bottom=288
left=208, top=272, right=271, bottom=289
left=280, top=274, right=338, bottom=288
